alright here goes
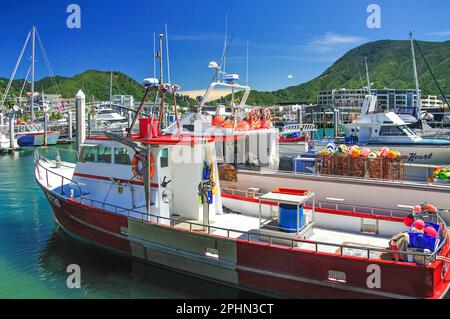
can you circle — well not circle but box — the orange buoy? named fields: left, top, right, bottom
left=212, top=116, right=225, bottom=126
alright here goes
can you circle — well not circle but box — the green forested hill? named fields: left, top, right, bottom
left=0, top=70, right=196, bottom=107
left=244, top=39, right=450, bottom=105
left=1, top=40, right=449, bottom=106
left=0, top=70, right=146, bottom=101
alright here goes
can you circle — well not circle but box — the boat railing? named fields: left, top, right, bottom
left=77, top=194, right=446, bottom=264
left=277, top=160, right=446, bottom=187
left=34, top=150, right=82, bottom=197
left=221, top=187, right=410, bottom=219
left=34, top=154, right=447, bottom=264
left=282, top=123, right=317, bottom=134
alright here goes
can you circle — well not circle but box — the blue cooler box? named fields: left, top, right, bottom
left=278, top=204, right=304, bottom=233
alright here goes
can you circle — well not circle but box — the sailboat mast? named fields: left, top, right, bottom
left=158, top=33, right=164, bottom=85
left=109, top=71, right=113, bottom=106
left=246, top=41, right=249, bottom=87
left=31, top=26, right=36, bottom=120
left=364, top=57, right=371, bottom=93
left=410, top=32, right=422, bottom=117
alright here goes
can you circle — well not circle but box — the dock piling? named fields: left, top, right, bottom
left=44, top=110, right=48, bottom=146
left=333, top=108, right=340, bottom=138
left=75, top=90, right=86, bottom=154
left=9, top=115, right=15, bottom=151
left=68, top=111, right=73, bottom=142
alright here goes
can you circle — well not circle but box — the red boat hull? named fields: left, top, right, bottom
left=41, top=186, right=450, bottom=299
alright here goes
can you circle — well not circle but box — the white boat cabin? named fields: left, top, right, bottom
left=74, top=136, right=223, bottom=225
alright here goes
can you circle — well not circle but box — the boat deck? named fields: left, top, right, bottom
left=299, top=228, right=389, bottom=258
left=36, top=157, right=394, bottom=259
left=174, top=211, right=391, bottom=258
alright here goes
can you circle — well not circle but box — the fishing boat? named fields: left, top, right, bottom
left=34, top=104, right=450, bottom=299
left=35, top=36, right=450, bottom=299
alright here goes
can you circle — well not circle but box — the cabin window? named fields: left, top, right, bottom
left=114, top=148, right=131, bottom=165
left=160, top=148, right=169, bottom=168
left=379, top=126, right=406, bottom=136
left=80, top=145, right=99, bottom=162
left=98, top=146, right=112, bottom=163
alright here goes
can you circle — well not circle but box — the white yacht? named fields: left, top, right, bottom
left=317, top=95, right=450, bottom=165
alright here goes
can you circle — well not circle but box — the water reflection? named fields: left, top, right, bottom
left=39, top=228, right=265, bottom=299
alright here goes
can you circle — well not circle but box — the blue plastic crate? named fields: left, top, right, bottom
left=293, top=156, right=316, bottom=174
left=344, top=136, right=358, bottom=144
left=408, top=222, right=441, bottom=251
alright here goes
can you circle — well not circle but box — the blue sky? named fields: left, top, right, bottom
left=0, top=0, right=449, bottom=92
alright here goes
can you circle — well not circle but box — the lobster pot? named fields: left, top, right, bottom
left=218, top=164, right=237, bottom=182
left=316, top=155, right=333, bottom=175
left=384, top=158, right=404, bottom=181
left=368, top=157, right=384, bottom=179
left=333, top=155, right=350, bottom=176
left=351, top=157, right=367, bottom=178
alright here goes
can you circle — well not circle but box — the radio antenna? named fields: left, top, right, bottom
left=165, top=23, right=171, bottom=84
left=153, top=32, right=156, bottom=78
left=220, top=15, right=228, bottom=73
left=245, top=40, right=249, bottom=86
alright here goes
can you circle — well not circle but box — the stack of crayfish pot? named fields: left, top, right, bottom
left=316, top=143, right=404, bottom=180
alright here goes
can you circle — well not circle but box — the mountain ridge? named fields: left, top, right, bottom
left=1, top=39, right=449, bottom=106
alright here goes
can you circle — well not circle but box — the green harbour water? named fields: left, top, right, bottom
left=0, top=145, right=261, bottom=299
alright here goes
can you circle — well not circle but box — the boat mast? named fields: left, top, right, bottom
left=157, top=33, right=165, bottom=136
left=364, top=57, right=371, bottom=93
left=165, top=23, right=171, bottom=85
left=31, top=26, right=36, bottom=120
left=245, top=40, right=249, bottom=87
left=220, top=15, right=228, bottom=77
left=109, top=71, right=113, bottom=107
left=0, top=30, right=31, bottom=109
left=410, top=32, right=422, bottom=119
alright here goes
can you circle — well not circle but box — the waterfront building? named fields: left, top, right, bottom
left=317, top=88, right=423, bottom=112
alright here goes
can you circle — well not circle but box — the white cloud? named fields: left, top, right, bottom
left=170, top=33, right=222, bottom=42
left=300, top=32, right=367, bottom=53
left=293, top=24, right=304, bottom=31
left=425, top=30, right=450, bottom=37
left=287, top=74, right=294, bottom=79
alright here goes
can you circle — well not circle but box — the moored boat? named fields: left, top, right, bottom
left=34, top=133, right=450, bottom=299
left=34, top=39, right=450, bottom=298
left=17, top=131, right=60, bottom=146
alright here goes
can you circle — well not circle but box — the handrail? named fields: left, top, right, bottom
left=34, top=149, right=83, bottom=197
left=247, top=163, right=449, bottom=189
left=79, top=195, right=445, bottom=263
left=34, top=152, right=446, bottom=264
left=221, top=187, right=409, bottom=218
left=282, top=123, right=317, bottom=134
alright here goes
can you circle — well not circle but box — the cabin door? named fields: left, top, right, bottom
left=156, top=147, right=171, bottom=221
